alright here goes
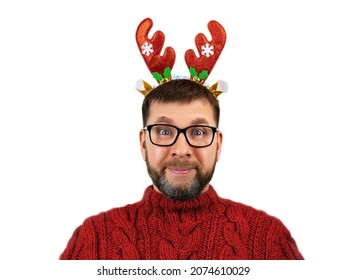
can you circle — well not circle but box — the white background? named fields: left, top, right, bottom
left=1, top=0, right=346, bottom=278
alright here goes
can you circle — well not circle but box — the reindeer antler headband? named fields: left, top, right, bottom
left=135, top=18, right=227, bottom=99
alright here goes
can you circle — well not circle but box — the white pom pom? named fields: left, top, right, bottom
left=136, top=79, right=145, bottom=92
left=216, top=80, right=228, bottom=93
left=135, top=79, right=153, bottom=96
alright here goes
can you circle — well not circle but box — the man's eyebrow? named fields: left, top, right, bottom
left=154, top=117, right=210, bottom=125
left=190, top=118, right=209, bottom=125
left=155, top=116, right=174, bottom=123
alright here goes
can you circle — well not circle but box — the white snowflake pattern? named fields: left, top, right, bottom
left=141, top=42, right=154, bottom=56
left=201, top=43, right=214, bottom=58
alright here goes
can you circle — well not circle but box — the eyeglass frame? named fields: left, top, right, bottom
left=143, top=124, right=219, bottom=148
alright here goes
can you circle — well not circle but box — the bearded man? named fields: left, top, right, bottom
left=60, top=80, right=304, bottom=260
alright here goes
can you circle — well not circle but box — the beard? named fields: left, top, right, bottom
left=145, top=154, right=217, bottom=201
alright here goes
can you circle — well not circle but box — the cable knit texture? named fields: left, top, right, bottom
left=60, top=186, right=303, bottom=260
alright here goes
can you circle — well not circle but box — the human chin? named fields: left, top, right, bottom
left=158, top=176, right=204, bottom=201
left=146, top=160, right=216, bottom=201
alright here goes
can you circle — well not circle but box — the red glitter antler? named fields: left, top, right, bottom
left=185, top=20, right=226, bottom=84
left=136, top=18, right=176, bottom=84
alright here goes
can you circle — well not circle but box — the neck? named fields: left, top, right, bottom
left=152, top=183, right=211, bottom=201
left=152, top=184, right=210, bottom=194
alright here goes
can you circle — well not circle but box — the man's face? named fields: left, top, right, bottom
left=140, top=99, right=223, bottom=201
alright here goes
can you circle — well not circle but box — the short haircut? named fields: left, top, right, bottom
left=142, top=79, right=220, bottom=126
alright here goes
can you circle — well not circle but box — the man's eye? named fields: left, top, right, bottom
left=192, top=129, right=204, bottom=136
left=159, top=129, right=171, bottom=135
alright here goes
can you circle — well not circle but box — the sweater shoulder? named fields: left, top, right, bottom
left=216, top=195, right=285, bottom=227
left=60, top=201, right=142, bottom=260
left=82, top=199, right=142, bottom=227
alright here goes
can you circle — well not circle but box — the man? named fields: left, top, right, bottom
left=60, top=79, right=304, bottom=260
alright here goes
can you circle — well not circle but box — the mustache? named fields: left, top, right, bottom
left=163, top=160, right=199, bottom=169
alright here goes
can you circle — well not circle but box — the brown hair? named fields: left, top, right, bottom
left=142, top=79, right=220, bottom=126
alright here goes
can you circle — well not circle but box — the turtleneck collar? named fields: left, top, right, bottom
left=139, top=185, right=225, bottom=215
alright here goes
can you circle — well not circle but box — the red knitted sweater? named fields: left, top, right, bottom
left=60, top=186, right=303, bottom=260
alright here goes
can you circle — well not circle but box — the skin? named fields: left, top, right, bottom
left=139, top=99, right=223, bottom=197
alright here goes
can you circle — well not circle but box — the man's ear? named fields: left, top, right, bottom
left=216, top=130, right=223, bottom=162
left=139, top=129, right=147, bottom=161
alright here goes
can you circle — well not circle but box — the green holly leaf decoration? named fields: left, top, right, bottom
left=189, top=67, right=198, bottom=77
left=163, top=67, right=172, bottom=79
left=152, top=72, right=163, bottom=81
left=199, top=70, right=208, bottom=80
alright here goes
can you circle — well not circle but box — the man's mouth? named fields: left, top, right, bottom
left=167, top=168, right=193, bottom=175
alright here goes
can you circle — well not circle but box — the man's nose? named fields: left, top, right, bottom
left=170, top=132, right=192, bottom=158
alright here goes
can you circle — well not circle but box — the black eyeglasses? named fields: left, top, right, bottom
left=143, top=124, right=218, bottom=148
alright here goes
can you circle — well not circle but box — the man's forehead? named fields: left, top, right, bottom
left=149, top=99, right=213, bottom=110
left=147, top=100, right=215, bottom=125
